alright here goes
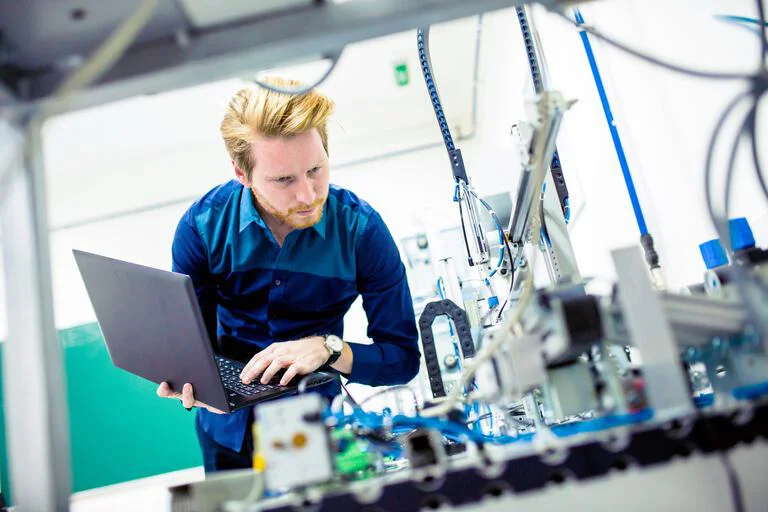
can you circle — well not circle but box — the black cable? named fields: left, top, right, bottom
left=699, top=415, right=746, bottom=512
left=752, top=0, right=768, bottom=211
left=496, top=266, right=518, bottom=322
left=720, top=450, right=746, bottom=512
left=706, top=93, right=768, bottom=301
left=456, top=185, right=474, bottom=266
left=339, top=380, right=360, bottom=408
left=553, top=10, right=754, bottom=80
left=757, top=0, right=768, bottom=70
left=501, top=227, right=515, bottom=284
left=720, top=100, right=768, bottom=307
left=748, top=101, right=768, bottom=206
left=704, top=88, right=768, bottom=325
left=703, top=91, right=752, bottom=250
left=722, top=110, right=754, bottom=247
left=492, top=189, right=520, bottom=321
left=297, top=371, right=360, bottom=408
left=539, top=195, right=551, bottom=248
left=466, top=412, right=493, bottom=425
left=467, top=187, right=516, bottom=321
left=465, top=185, right=515, bottom=283
left=253, top=51, right=343, bottom=95
left=458, top=185, right=516, bottom=322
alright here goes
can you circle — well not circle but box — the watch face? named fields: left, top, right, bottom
left=327, top=335, right=343, bottom=352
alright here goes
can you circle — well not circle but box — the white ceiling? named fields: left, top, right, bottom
left=42, top=15, right=480, bottom=229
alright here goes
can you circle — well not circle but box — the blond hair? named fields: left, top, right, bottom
left=220, top=77, right=335, bottom=180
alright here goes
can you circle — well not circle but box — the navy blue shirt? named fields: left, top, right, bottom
left=172, top=180, right=420, bottom=451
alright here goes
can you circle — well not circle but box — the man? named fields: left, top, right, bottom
left=157, top=77, right=421, bottom=473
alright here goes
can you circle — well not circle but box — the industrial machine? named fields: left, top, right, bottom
left=2, top=0, right=767, bottom=511
left=164, top=4, right=768, bottom=512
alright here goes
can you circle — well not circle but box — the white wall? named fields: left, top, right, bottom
left=1, top=0, right=766, bottom=345
left=536, top=0, right=768, bottom=289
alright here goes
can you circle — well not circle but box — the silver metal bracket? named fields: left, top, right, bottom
left=612, top=246, right=694, bottom=420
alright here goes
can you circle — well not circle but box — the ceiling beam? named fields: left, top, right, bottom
left=30, top=0, right=521, bottom=114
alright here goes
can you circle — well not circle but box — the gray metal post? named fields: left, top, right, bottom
left=0, top=116, right=71, bottom=511
left=540, top=170, right=581, bottom=284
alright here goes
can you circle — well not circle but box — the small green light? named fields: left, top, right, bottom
left=394, top=62, right=409, bottom=86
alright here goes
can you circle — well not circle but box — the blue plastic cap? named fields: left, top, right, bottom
left=699, top=239, right=728, bottom=269
left=487, top=295, right=499, bottom=309
left=729, top=217, right=756, bottom=251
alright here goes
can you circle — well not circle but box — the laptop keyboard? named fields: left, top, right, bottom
left=216, top=355, right=285, bottom=396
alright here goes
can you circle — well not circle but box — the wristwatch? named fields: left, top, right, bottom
left=323, top=334, right=344, bottom=366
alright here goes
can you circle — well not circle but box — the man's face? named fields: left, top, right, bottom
left=236, top=129, right=330, bottom=230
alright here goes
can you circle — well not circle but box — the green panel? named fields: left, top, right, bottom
left=0, top=322, right=203, bottom=504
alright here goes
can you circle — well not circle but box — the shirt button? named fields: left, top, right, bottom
left=275, top=279, right=281, bottom=286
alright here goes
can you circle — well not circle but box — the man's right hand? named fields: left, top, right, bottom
left=156, top=382, right=226, bottom=414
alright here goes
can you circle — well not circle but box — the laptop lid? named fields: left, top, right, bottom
left=72, top=249, right=231, bottom=411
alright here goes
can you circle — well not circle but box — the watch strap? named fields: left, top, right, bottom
left=323, top=334, right=342, bottom=366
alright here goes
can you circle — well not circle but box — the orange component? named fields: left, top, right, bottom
left=292, top=432, right=308, bottom=448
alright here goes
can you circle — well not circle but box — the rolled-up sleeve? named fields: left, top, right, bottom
left=348, top=212, right=420, bottom=386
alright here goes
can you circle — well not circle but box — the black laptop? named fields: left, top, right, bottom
left=72, top=249, right=333, bottom=412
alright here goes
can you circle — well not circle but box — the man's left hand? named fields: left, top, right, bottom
left=239, top=336, right=329, bottom=386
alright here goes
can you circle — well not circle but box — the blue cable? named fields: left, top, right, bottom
left=573, top=8, right=649, bottom=237
left=541, top=228, right=552, bottom=248
left=715, top=14, right=768, bottom=28
left=454, top=342, right=462, bottom=370
left=329, top=406, right=652, bottom=446
left=732, top=380, right=768, bottom=400
left=328, top=409, right=523, bottom=445
left=392, top=415, right=526, bottom=445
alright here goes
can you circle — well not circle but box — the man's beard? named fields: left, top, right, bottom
left=252, top=188, right=326, bottom=229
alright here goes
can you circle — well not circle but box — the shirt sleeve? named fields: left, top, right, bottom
left=348, top=212, right=421, bottom=386
left=172, top=209, right=218, bottom=344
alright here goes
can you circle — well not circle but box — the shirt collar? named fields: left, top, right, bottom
left=239, top=187, right=267, bottom=233
left=312, top=200, right=328, bottom=239
left=239, top=185, right=328, bottom=239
